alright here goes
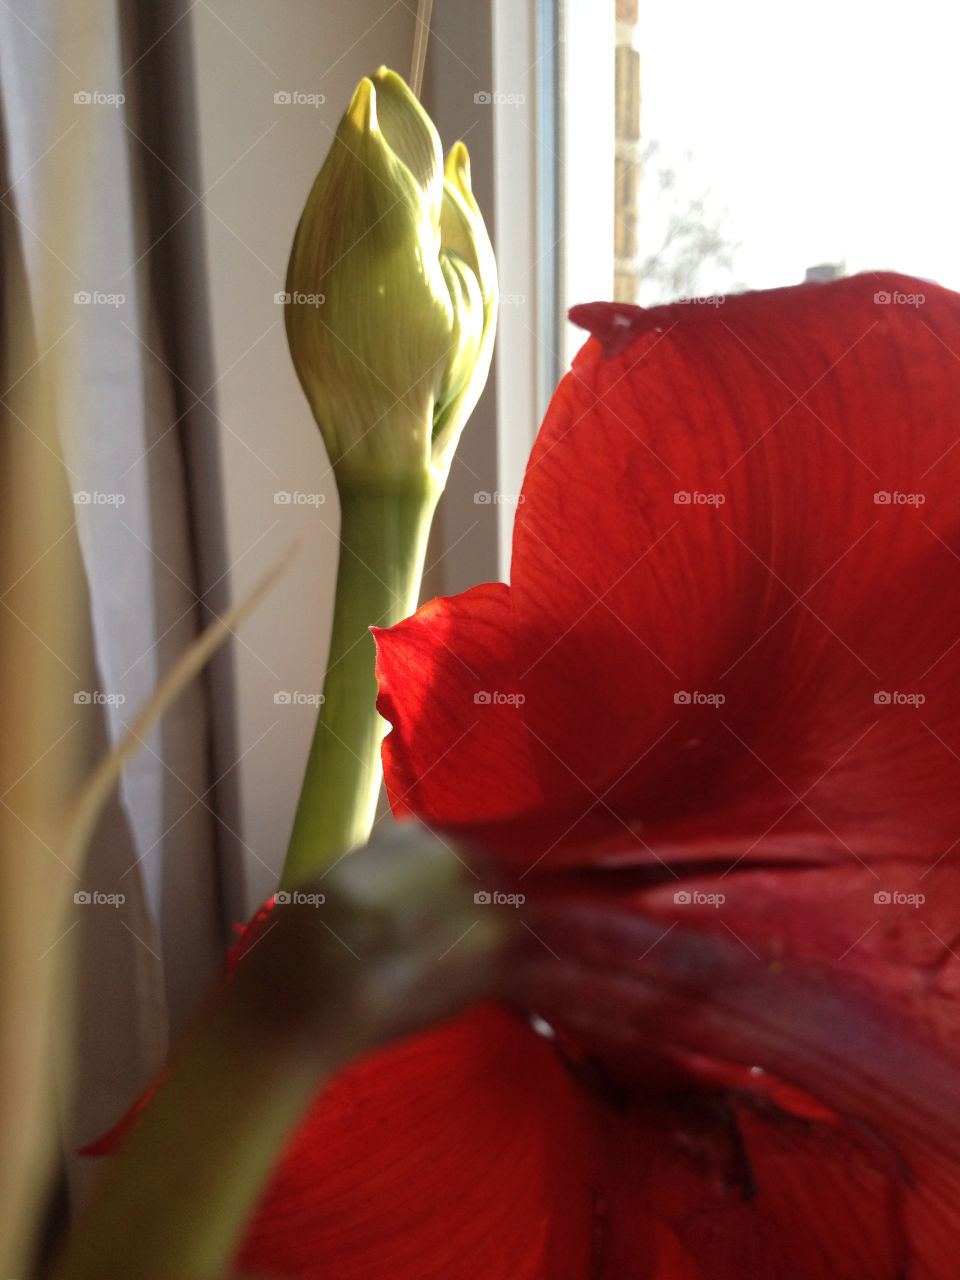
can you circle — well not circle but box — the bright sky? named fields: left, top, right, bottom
left=634, top=0, right=960, bottom=295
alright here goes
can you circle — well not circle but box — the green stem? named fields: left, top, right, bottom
left=57, top=989, right=326, bottom=1280
left=282, top=481, right=439, bottom=886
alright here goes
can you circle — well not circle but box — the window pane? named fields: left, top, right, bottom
left=612, top=0, right=960, bottom=304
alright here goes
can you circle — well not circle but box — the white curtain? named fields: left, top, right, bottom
left=0, top=0, right=225, bottom=1210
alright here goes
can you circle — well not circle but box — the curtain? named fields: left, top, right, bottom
left=0, top=0, right=228, bottom=1220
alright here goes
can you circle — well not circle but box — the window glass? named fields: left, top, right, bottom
left=613, top=0, right=960, bottom=304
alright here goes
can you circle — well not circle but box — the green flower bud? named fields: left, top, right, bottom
left=285, top=67, right=497, bottom=490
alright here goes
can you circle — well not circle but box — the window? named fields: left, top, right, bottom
left=607, top=0, right=960, bottom=303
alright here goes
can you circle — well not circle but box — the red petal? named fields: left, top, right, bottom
left=236, top=1004, right=598, bottom=1280
left=504, top=273, right=960, bottom=871
left=374, top=582, right=542, bottom=824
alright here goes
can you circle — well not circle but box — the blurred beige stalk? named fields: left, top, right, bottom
left=0, top=5, right=109, bottom=1270
left=0, top=154, right=90, bottom=1278
left=0, top=42, right=292, bottom=1267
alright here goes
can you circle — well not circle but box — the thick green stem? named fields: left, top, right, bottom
left=53, top=829, right=507, bottom=1280
left=282, top=481, right=439, bottom=886
left=57, top=991, right=325, bottom=1280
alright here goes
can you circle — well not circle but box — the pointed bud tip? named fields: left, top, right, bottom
left=346, top=77, right=376, bottom=132
left=372, top=66, right=417, bottom=101
left=445, top=141, right=472, bottom=193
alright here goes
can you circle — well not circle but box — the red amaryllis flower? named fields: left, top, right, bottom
left=96, top=273, right=960, bottom=1277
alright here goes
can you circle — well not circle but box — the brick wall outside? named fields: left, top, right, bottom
left=614, top=7, right=640, bottom=301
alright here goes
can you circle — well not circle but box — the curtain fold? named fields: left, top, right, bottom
left=119, top=0, right=250, bottom=948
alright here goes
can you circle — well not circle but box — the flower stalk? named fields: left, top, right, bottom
left=282, top=483, right=437, bottom=885
left=280, top=68, right=497, bottom=883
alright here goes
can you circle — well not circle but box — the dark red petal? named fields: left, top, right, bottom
left=653, top=859, right=960, bottom=1049
left=236, top=1004, right=598, bottom=1280
left=374, top=582, right=542, bottom=824
left=597, top=1093, right=906, bottom=1280
left=507, top=273, right=960, bottom=872
left=515, top=892, right=960, bottom=1278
